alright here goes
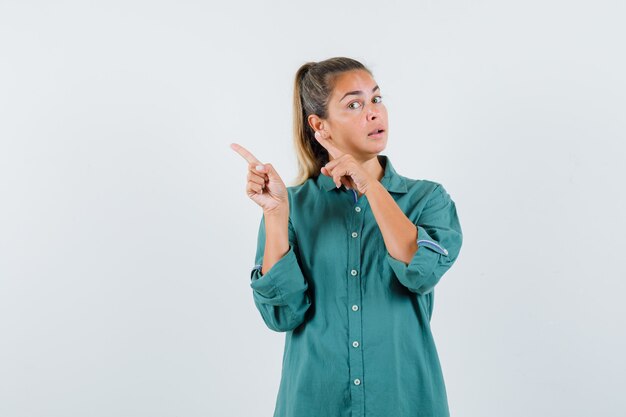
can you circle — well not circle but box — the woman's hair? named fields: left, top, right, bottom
left=291, top=57, right=373, bottom=186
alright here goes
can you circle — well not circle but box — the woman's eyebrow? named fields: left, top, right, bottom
left=339, top=85, right=380, bottom=102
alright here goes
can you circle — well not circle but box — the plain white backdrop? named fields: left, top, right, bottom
left=1, top=1, right=625, bottom=416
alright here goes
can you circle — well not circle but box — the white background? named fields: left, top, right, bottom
left=1, top=1, right=625, bottom=416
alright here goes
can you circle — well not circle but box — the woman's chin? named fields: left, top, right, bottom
left=366, top=135, right=387, bottom=148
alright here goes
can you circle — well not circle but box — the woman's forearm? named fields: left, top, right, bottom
left=366, top=181, right=418, bottom=265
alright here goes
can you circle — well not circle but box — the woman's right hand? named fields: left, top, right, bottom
left=230, top=143, right=289, bottom=214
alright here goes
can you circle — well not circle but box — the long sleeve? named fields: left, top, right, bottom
left=249, top=212, right=312, bottom=332
left=385, top=183, right=463, bottom=295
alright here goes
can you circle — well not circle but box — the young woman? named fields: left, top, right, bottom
left=231, top=57, right=463, bottom=417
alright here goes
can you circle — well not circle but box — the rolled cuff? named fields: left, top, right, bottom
left=250, top=244, right=308, bottom=303
left=385, top=225, right=449, bottom=294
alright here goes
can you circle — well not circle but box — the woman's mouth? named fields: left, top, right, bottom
left=368, top=129, right=385, bottom=138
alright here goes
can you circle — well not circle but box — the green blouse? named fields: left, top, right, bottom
left=249, top=154, right=463, bottom=417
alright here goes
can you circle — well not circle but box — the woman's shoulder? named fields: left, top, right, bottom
left=286, top=176, right=317, bottom=194
left=402, top=175, right=441, bottom=189
left=401, top=175, right=446, bottom=197
left=285, top=177, right=319, bottom=206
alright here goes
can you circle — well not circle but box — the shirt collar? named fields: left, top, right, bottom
left=316, top=154, right=408, bottom=194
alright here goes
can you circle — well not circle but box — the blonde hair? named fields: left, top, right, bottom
left=291, top=57, right=373, bottom=186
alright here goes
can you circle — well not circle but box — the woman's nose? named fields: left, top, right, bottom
left=366, top=107, right=380, bottom=121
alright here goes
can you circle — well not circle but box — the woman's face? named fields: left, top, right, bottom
left=310, top=69, right=388, bottom=161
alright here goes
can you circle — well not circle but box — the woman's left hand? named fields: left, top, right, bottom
left=314, top=131, right=375, bottom=194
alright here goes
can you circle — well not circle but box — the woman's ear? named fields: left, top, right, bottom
left=307, top=114, right=325, bottom=135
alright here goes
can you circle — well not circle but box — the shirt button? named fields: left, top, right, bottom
left=351, top=269, right=358, bottom=276
left=352, top=341, right=359, bottom=348
left=352, top=305, right=359, bottom=311
left=354, top=378, right=361, bottom=385
left=355, top=206, right=361, bottom=212
left=351, top=232, right=358, bottom=238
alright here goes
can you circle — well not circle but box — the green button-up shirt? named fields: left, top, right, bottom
left=250, top=154, right=463, bottom=417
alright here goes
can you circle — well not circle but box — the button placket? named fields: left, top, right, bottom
left=347, top=201, right=365, bottom=415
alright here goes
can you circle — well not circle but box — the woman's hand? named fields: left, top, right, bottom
left=230, top=143, right=289, bottom=215
left=315, top=131, right=375, bottom=195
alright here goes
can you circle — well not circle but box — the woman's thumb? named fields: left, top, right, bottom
left=257, top=163, right=279, bottom=180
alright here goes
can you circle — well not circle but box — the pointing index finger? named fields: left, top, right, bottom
left=314, top=131, right=343, bottom=160
left=230, top=143, right=261, bottom=165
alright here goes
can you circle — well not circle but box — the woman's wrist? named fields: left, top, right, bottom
left=263, top=204, right=289, bottom=219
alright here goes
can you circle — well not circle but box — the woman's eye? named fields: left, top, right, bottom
left=348, top=101, right=362, bottom=109
left=373, top=95, right=383, bottom=103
